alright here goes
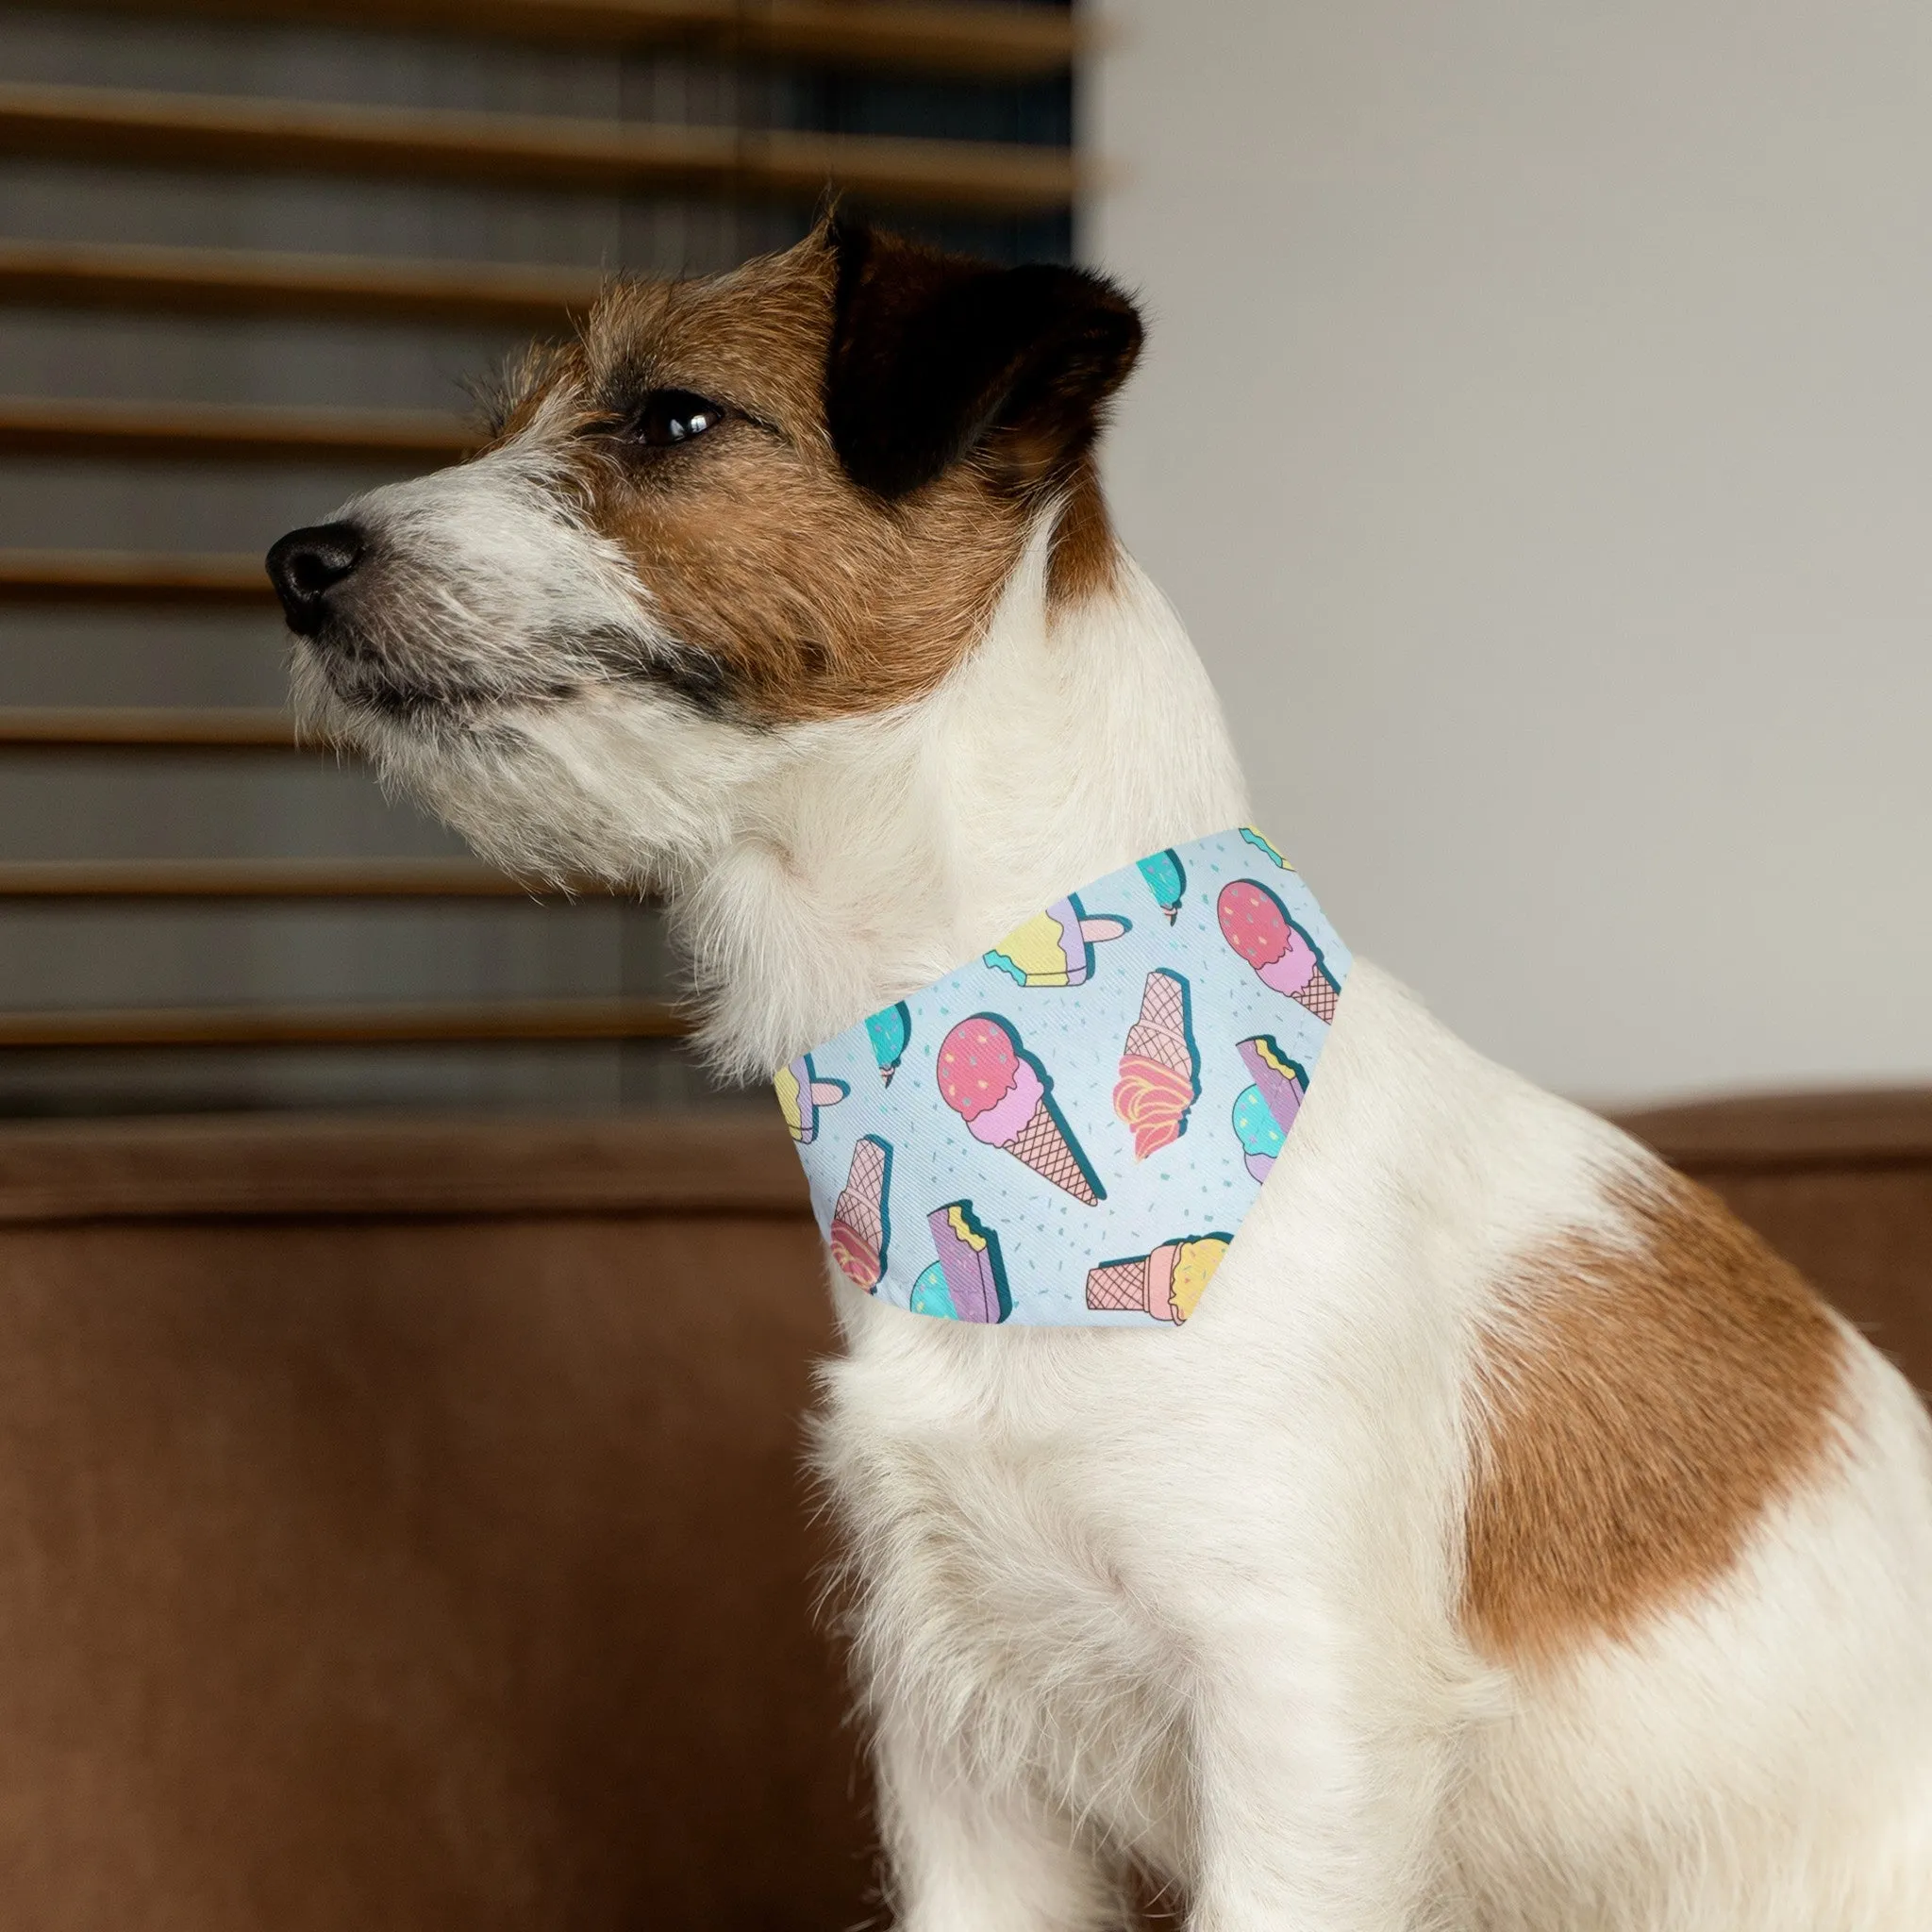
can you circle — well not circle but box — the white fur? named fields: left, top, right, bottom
left=297, top=474, right=1932, bottom=1929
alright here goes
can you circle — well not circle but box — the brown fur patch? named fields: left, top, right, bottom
left=1462, top=1167, right=1847, bottom=1666
left=1046, top=458, right=1121, bottom=608
left=486, top=235, right=1071, bottom=724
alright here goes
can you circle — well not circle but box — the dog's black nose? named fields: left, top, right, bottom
left=266, top=522, right=364, bottom=636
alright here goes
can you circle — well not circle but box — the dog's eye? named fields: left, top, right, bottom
left=627, top=390, right=727, bottom=448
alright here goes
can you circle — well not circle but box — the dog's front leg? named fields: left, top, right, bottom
left=875, top=1712, right=1126, bottom=1932
left=1182, top=1636, right=1456, bottom=1932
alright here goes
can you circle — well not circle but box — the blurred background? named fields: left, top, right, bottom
left=0, top=5, right=1926, bottom=1927
left=2, top=0, right=1925, bottom=1123
left=1095, top=0, right=1932, bottom=1108
left=0, top=0, right=1071, bottom=1117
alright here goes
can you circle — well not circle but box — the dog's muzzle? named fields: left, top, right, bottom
left=266, top=522, right=366, bottom=638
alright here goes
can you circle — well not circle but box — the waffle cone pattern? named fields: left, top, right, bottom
left=834, top=1136, right=888, bottom=1243
left=1003, top=1101, right=1100, bottom=1206
left=1084, top=1259, right=1147, bottom=1313
left=779, top=827, right=1349, bottom=1324
left=1291, top=975, right=1340, bottom=1024
left=1124, top=968, right=1190, bottom=1069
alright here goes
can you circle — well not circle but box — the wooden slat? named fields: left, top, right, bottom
left=0, top=858, right=567, bottom=898
left=0, top=82, right=1079, bottom=215
left=0, top=395, right=473, bottom=463
left=0, top=708, right=300, bottom=748
left=27, top=0, right=1079, bottom=78
left=0, top=239, right=601, bottom=329
left=0, top=995, right=684, bottom=1046
left=0, top=549, right=273, bottom=604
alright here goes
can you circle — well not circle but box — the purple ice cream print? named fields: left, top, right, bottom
left=909, top=1202, right=1011, bottom=1323
left=1216, top=878, right=1341, bottom=1022
left=1232, top=1035, right=1307, bottom=1182
left=983, top=893, right=1129, bottom=988
left=774, top=1052, right=848, bottom=1143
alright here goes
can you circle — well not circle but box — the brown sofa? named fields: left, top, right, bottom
left=0, top=1094, right=1924, bottom=1929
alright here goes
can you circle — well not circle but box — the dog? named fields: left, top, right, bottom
left=268, top=218, right=1932, bottom=1930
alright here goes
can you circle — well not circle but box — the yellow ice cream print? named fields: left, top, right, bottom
left=1239, top=826, right=1296, bottom=870
left=984, top=894, right=1128, bottom=988
left=1084, top=1231, right=1232, bottom=1323
left=990, top=911, right=1078, bottom=985
left=940, top=1203, right=989, bottom=1251
left=1169, top=1236, right=1231, bottom=1322
left=774, top=1061, right=806, bottom=1134
left=774, top=1052, right=848, bottom=1144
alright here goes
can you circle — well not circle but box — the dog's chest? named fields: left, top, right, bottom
left=820, top=1319, right=1204, bottom=1849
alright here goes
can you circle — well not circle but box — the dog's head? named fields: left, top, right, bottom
left=268, top=219, right=1142, bottom=891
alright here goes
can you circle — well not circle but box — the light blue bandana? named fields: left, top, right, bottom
left=776, top=827, right=1350, bottom=1326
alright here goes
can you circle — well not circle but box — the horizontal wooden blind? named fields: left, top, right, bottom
left=35, top=0, right=1082, bottom=75
left=0, top=550, right=275, bottom=602
left=0, top=395, right=475, bottom=460
left=0, top=0, right=1076, bottom=1101
left=0, top=239, right=602, bottom=325
left=0, top=82, right=1081, bottom=213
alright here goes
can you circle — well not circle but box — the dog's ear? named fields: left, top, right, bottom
left=824, top=217, right=1143, bottom=501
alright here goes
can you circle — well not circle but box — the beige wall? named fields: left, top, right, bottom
left=1090, top=0, right=1932, bottom=1105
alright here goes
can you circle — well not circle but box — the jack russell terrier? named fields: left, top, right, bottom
left=268, top=219, right=1932, bottom=1931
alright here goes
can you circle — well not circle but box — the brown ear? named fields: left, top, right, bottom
left=824, top=218, right=1143, bottom=501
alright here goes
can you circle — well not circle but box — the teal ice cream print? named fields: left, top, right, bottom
left=866, top=1002, right=910, bottom=1084
left=781, top=828, right=1351, bottom=1327
left=1137, top=848, right=1186, bottom=923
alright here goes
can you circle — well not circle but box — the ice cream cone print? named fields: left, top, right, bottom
left=827, top=1134, right=891, bottom=1290
left=774, top=1053, right=849, bottom=1143
left=908, top=1201, right=1010, bottom=1323
left=1085, top=1234, right=1231, bottom=1324
left=1232, top=1085, right=1284, bottom=1183
left=1137, top=848, right=1186, bottom=924
left=936, top=1014, right=1104, bottom=1205
left=1239, top=826, right=1295, bottom=870
left=984, top=893, right=1129, bottom=988
left=866, top=1001, right=910, bottom=1086
left=1232, top=1035, right=1307, bottom=1182
left=1113, top=968, right=1200, bottom=1159
left=1237, top=1035, right=1307, bottom=1135
left=1006, top=1100, right=1102, bottom=1204
left=1289, top=975, right=1339, bottom=1022
left=1217, top=878, right=1341, bottom=1020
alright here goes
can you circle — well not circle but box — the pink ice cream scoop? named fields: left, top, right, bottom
left=936, top=1016, right=1101, bottom=1205
left=1216, top=880, right=1339, bottom=1021
left=937, top=1016, right=1046, bottom=1147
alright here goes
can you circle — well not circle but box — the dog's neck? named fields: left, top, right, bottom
left=676, top=525, right=1252, bottom=1081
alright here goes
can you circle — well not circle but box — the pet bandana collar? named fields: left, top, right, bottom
left=776, top=827, right=1351, bottom=1327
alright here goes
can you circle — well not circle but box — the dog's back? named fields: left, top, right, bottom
left=821, top=953, right=1932, bottom=1928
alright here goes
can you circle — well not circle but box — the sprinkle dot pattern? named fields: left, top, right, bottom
left=781, top=829, right=1350, bottom=1326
